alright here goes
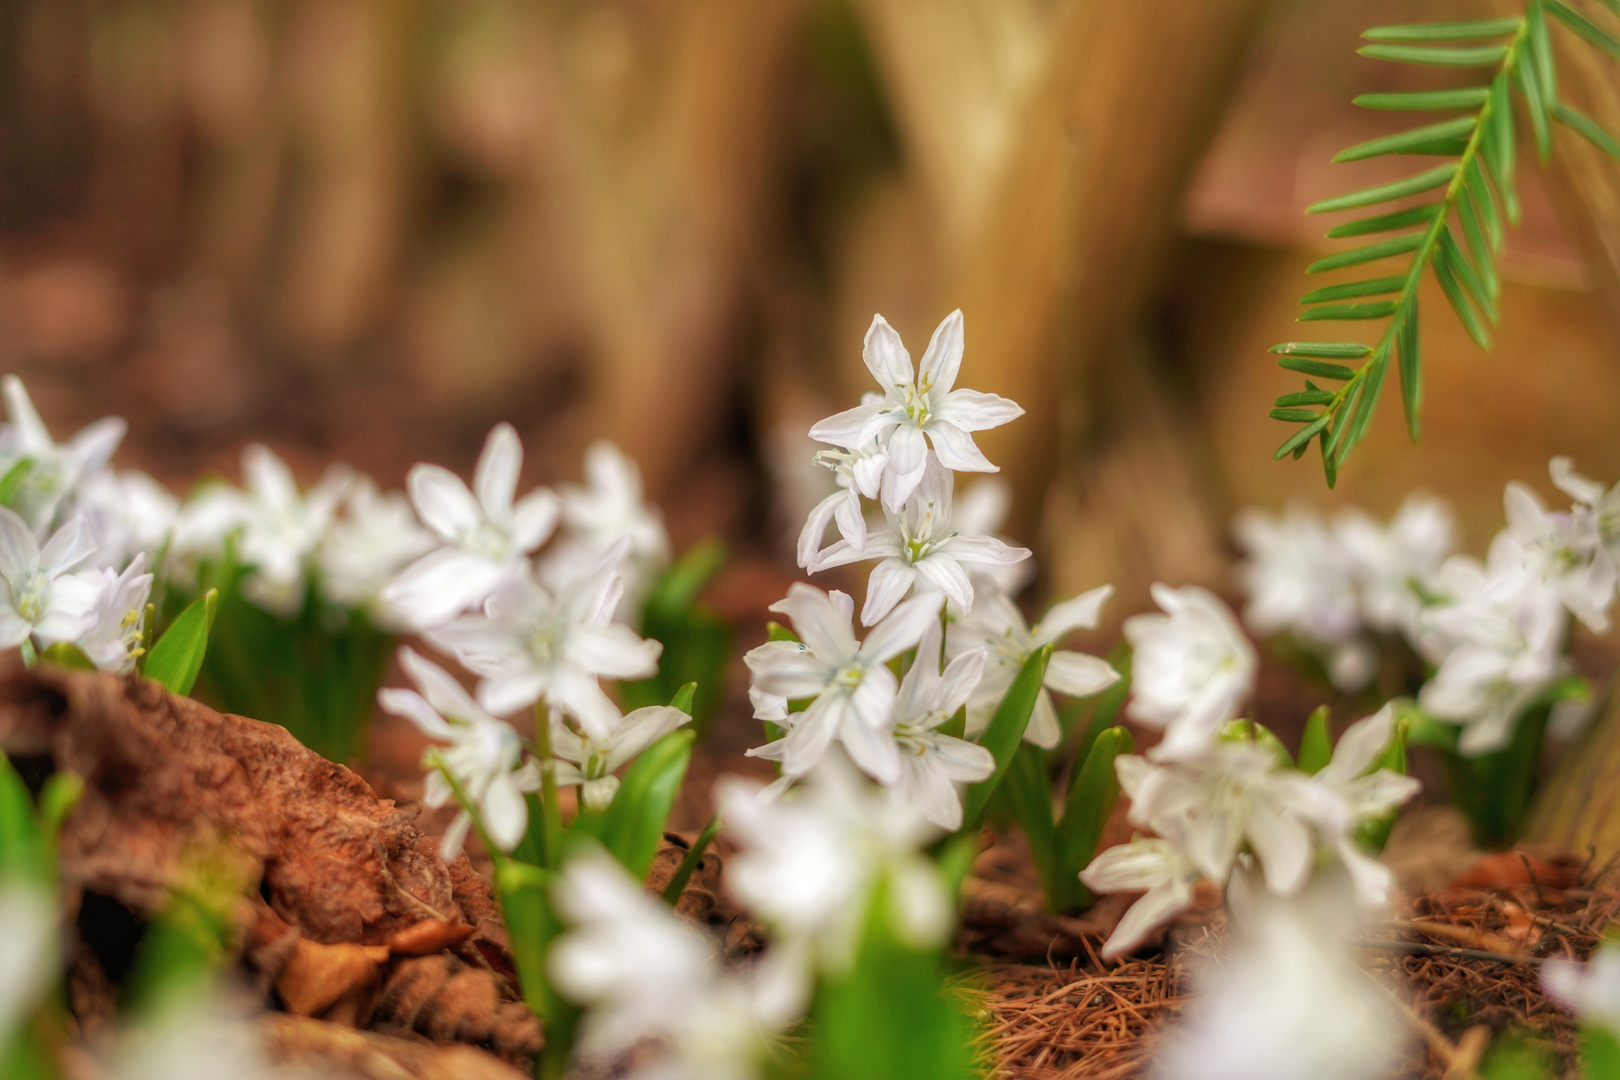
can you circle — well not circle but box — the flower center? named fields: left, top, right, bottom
left=460, top=523, right=512, bottom=562
left=526, top=621, right=561, bottom=666
left=12, top=569, right=46, bottom=624
left=833, top=664, right=865, bottom=690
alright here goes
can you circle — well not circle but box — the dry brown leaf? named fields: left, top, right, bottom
left=277, top=939, right=390, bottom=1019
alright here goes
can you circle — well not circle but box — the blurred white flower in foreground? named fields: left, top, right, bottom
left=809, top=456, right=1029, bottom=625
left=428, top=558, right=660, bottom=738
left=74, top=468, right=180, bottom=572
left=385, top=423, right=560, bottom=627
left=0, top=882, right=57, bottom=1054
left=1124, top=585, right=1256, bottom=761
left=0, top=511, right=102, bottom=648
left=882, top=620, right=993, bottom=830
left=0, top=374, right=126, bottom=533
left=107, top=991, right=305, bottom=1080
left=1151, top=875, right=1405, bottom=1080
left=743, top=585, right=936, bottom=786
left=1079, top=838, right=1203, bottom=959
left=551, top=703, right=689, bottom=812
left=720, top=758, right=950, bottom=970
left=550, top=853, right=803, bottom=1080
left=1234, top=504, right=1370, bottom=690
left=76, top=553, right=153, bottom=673
left=808, top=311, right=1023, bottom=512
left=949, top=585, right=1118, bottom=749
left=1544, top=942, right=1620, bottom=1036
left=376, top=647, right=539, bottom=860
left=318, top=477, right=436, bottom=627
left=1552, top=457, right=1620, bottom=584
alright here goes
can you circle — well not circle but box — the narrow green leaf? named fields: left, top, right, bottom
left=1298, top=707, right=1333, bottom=775
left=1306, top=234, right=1424, bottom=273
left=1457, top=187, right=1499, bottom=304
left=1353, top=87, right=1492, bottom=110
left=1326, top=207, right=1440, bottom=239
left=143, top=589, right=218, bottom=696
left=1438, top=225, right=1497, bottom=323
left=1333, top=116, right=1477, bottom=162
left=1516, top=49, right=1554, bottom=161
left=1554, top=101, right=1620, bottom=161
left=1307, top=163, right=1457, bottom=213
left=596, top=729, right=694, bottom=879
left=961, top=646, right=1052, bottom=831
left=1275, top=389, right=1336, bottom=407
left=1004, top=746, right=1055, bottom=885
left=0, top=751, right=49, bottom=884
left=648, top=538, right=727, bottom=617
left=1325, top=374, right=1367, bottom=463
left=1269, top=341, right=1373, bottom=359
left=1342, top=349, right=1387, bottom=457
left=1275, top=355, right=1357, bottom=379
left=668, top=681, right=697, bottom=715
left=1358, top=43, right=1508, bottom=66
left=1397, top=298, right=1422, bottom=442
left=0, top=459, right=32, bottom=509
left=1431, top=245, right=1492, bottom=349
left=660, top=815, right=721, bottom=905
left=1529, top=2, right=1559, bottom=100
left=1546, top=0, right=1620, bottom=55
left=40, top=641, right=95, bottom=671
left=1047, top=727, right=1133, bottom=913
left=1481, top=128, right=1521, bottom=226
left=1487, top=74, right=1518, bottom=194
left=1363, top=18, right=1522, bottom=42
left=1298, top=301, right=1400, bottom=321
left=1301, top=277, right=1406, bottom=304
left=1273, top=414, right=1331, bottom=459
left=1463, top=157, right=1503, bottom=249
left=1269, top=408, right=1323, bottom=422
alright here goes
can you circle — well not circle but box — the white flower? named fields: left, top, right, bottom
left=384, top=423, right=560, bottom=627
left=809, top=457, right=1030, bottom=625
left=72, top=469, right=179, bottom=572
left=1123, top=585, right=1257, bottom=761
left=807, top=311, right=1023, bottom=513
left=426, top=560, right=661, bottom=739
left=1544, top=942, right=1620, bottom=1036
left=76, top=554, right=153, bottom=673
left=1419, top=537, right=1567, bottom=755
left=1150, top=876, right=1405, bottom=1080
left=720, top=758, right=950, bottom=969
left=376, top=648, right=539, bottom=860
left=880, top=620, right=993, bottom=830
left=948, top=586, right=1119, bottom=749
left=550, top=852, right=804, bottom=1079
left=108, top=989, right=306, bottom=1080
left=551, top=703, right=689, bottom=812
left=1335, top=492, right=1454, bottom=639
left=0, top=375, right=126, bottom=533
left=1552, top=456, right=1620, bottom=585
left=796, top=442, right=887, bottom=570
left=0, top=511, right=102, bottom=648
left=1502, top=480, right=1614, bottom=632
left=1304, top=706, right=1421, bottom=905
left=1116, top=742, right=1319, bottom=898
left=1079, top=838, right=1202, bottom=958
left=317, top=477, right=436, bottom=627
left=0, top=882, right=57, bottom=1054
left=557, top=440, right=670, bottom=576
left=742, top=584, right=937, bottom=784
left=947, top=476, right=1033, bottom=598
left=1233, top=504, right=1371, bottom=690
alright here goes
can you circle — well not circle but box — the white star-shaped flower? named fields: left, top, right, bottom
left=318, top=476, right=436, bottom=627
left=807, top=311, right=1023, bottom=512
left=76, top=553, right=153, bottom=673
left=376, top=647, right=539, bottom=860
left=71, top=468, right=179, bottom=572
left=0, top=510, right=102, bottom=649
left=1545, top=943, right=1620, bottom=1038
left=884, top=620, right=993, bottom=830
left=742, top=584, right=937, bottom=784
left=796, top=441, right=888, bottom=570
left=1502, top=480, right=1614, bottom=632
left=1079, top=838, right=1203, bottom=959
left=1334, top=492, right=1454, bottom=640
left=384, top=423, right=560, bottom=628
left=1123, top=584, right=1257, bottom=761
left=0, top=375, right=126, bottom=533
left=550, top=702, right=689, bottom=812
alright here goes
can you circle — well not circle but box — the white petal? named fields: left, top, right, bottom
left=2, top=376, right=50, bottom=451
left=1100, top=881, right=1191, bottom=959
left=1033, top=585, right=1114, bottom=645
left=378, top=687, right=454, bottom=738
left=916, top=309, right=964, bottom=397
left=770, top=583, right=858, bottom=662
left=840, top=709, right=901, bottom=785
left=399, top=646, right=491, bottom=724
left=510, top=488, right=560, bottom=553
left=798, top=491, right=846, bottom=570
left=40, top=516, right=97, bottom=575
left=1551, top=456, right=1606, bottom=506
left=1044, top=651, right=1120, bottom=697
left=913, top=554, right=972, bottom=614
left=937, top=388, right=1024, bottom=432
left=604, top=706, right=690, bottom=770
left=0, top=508, right=36, bottom=584
left=438, top=813, right=473, bottom=863
left=1024, top=688, right=1061, bottom=748
left=880, top=427, right=929, bottom=513
left=942, top=535, right=1030, bottom=566
left=475, top=423, right=523, bottom=524
left=862, top=314, right=915, bottom=388
left=925, top=420, right=995, bottom=473
left=861, top=558, right=918, bottom=625
left=808, top=403, right=885, bottom=448
left=408, top=464, right=483, bottom=541
left=483, top=772, right=530, bottom=852
left=778, top=694, right=842, bottom=777
left=566, top=623, right=662, bottom=680
left=861, top=592, right=940, bottom=661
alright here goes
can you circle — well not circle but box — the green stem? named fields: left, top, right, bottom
left=535, top=703, right=565, bottom=868
left=661, top=815, right=722, bottom=905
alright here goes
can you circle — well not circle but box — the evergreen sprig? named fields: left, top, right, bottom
left=1269, top=0, right=1620, bottom=486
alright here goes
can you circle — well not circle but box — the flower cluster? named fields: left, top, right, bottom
left=745, top=312, right=1118, bottom=828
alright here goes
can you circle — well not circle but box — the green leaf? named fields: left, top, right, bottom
left=1554, top=101, right=1620, bottom=161
left=0, top=458, right=32, bottom=509
left=1341, top=349, right=1387, bottom=458
left=1269, top=407, right=1324, bottom=424
left=1003, top=745, right=1055, bottom=890
left=39, top=642, right=94, bottom=671
left=143, top=589, right=218, bottom=696
left=1333, top=116, right=1477, bottom=162
left=646, top=538, right=727, bottom=617
left=660, top=815, right=722, bottom=905
left=1457, top=186, right=1500, bottom=304
left=1546, top=0, right=1620, bottom=55
left=1487, top=76, right=1519, bottom=211
left=1515, top=48, right=1554, bottom=161
left=1275, top=355, right=1357, bottom=379
left=961, top=645, right=1052, bottom=831
left=1300, top=276, right=1406, bottom=303
left=1530, top=2, right=1559, bottom=100
left=1463, top=156, right=1503, bottom=249
left=0, top=752, right=49, bottom=884
left=1359, top=43, right=1509, bottom=66
left=1326, top=207, right=1441, bottom=240
left=1353, top=87, right=1492, bottom=110
left=1274, top=414, right=1332, bottom=460
left=1298, top=707, right=1333, bottom=775
left=1047, top=726, right=1133, bottom=913
left=511, top=793, right=549, bottom=868
left=1307, top=234, right=1424, bottom=274
left=1438, top=225, right=1497, bottom=322
left=1397, top=299, right=1422, bottom=441
left=668, top=681, right=697, bottom=715
left=493, top=858, right=576, bottom=1058
left=1432, top=244, right=1492, bottom=349
left=1298, top=301, right=1400, bottom=321
left=1307, top=163, right=1457, bottom=213
left=1275, top=389, right=1336, bottom=407
left=1269, top=341, right=1372, bottom=359
left=595, top=729, right=694, bottom=879
left=1363, top=18, right=1522, bottom=42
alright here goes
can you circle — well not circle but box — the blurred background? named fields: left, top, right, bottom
left=3, top=0, right=1619, bottom=635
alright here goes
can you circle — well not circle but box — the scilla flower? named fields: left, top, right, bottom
left=796, top=441, right=887, bottom=570
left=1124, top=585, right=1257, bottom=761
left=0, top=510, right=102, bottom=649
left=550, top=703, right=690, bottom=812
left=1334, top=492, right=1454, bottom=639
left=1502, top=480, right=1615, bottom=632
left=377, top=647, right=539, bottom=860
left=808, top=311, right=1023, bottom=512
left=76, top=554, right=153, bottom=673
left=884, top=620, right=994, bottom=830
left=1079, top=838, right=1203, bottom=958
left=0, top=375, right=126, bottom=533
left=318, top=476, right=435, bottom=626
